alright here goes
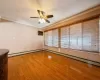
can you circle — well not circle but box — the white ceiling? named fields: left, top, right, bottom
left=0, top=0, right=100, bottom=28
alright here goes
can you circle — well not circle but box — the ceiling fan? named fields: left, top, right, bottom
left=30, top=10, right=53, bottom=23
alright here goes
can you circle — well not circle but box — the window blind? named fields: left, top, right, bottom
left=70, top=23, right=82, bottom=50
left=47, top=31, right=53, bottom=46
left=44, top=18, right=99, bottom=53
left=52, top=29, right=59, bottom=47
left=83, top=18, right=99, bottom=52
left=44, top=32, right=48, bottom=46
left=61, top=27, right=70, bottom=48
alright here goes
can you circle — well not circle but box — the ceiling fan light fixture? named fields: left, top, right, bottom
left=30, top=10, right=53, bottom=23
left=39, top=18, right=46, bottom=23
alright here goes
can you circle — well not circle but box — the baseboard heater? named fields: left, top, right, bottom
left=8, top=49, right=43, bottom=57
left=8, top=48, right=100, bottom=67
left=44, top=49, right=100, bottom=67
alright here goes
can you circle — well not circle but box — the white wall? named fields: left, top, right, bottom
left=0, top=22, right=43, bottom=54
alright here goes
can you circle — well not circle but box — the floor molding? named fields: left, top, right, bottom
left=44, top=49, right=100, bottom=67
left=8, top=49, right=43, bottom=57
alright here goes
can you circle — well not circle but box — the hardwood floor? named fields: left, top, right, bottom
left=8, top=51, right=100, bottom=80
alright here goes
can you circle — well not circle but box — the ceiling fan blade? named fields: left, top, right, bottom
left=37, top=10, right=41, bottom=15
left=46, top=15, right=53, bottom=18
left=45, top=19, right=50, bottom=23
left=30, top=17, right=39, bottom=18
left=41, top=11, right=45, bottom=16
left=37, top=10, right=45, bottom=17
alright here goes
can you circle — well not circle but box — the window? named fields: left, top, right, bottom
left=52, top=29, right=59, bottom=47
left=44, top=29, right=59, bottom=47
left=83, top=18, right=99, bottom=52
left=61, top=27, right=70, bottom=48
left=48, top=31, right=53, bottom=46
left=44, top=32, right=48, bottom=46
left=44, top=18, right=99, bottom=53
left=70, top=23, right=82, bottom=50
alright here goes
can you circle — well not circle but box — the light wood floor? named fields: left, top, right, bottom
left=8, top=51, right=100, bottom=80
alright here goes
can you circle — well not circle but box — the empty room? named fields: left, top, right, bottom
left=0, top=0, right=100, bottom=80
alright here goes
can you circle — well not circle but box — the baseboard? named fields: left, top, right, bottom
left=44, top=49, right=100, bottom=67
left=8, top=49, right=43, bottom=57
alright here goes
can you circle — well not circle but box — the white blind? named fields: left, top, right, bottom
left=70, top=23, right=82, bottom=50
left=52, top=29, right=59, bottom=47
left=47, top=31, right=53, bottom=46
left=61, top=27, right=70, bottom=48
left=83, top=18, right=99, bottom=52
left=44, top=32, right=48, bottom=46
